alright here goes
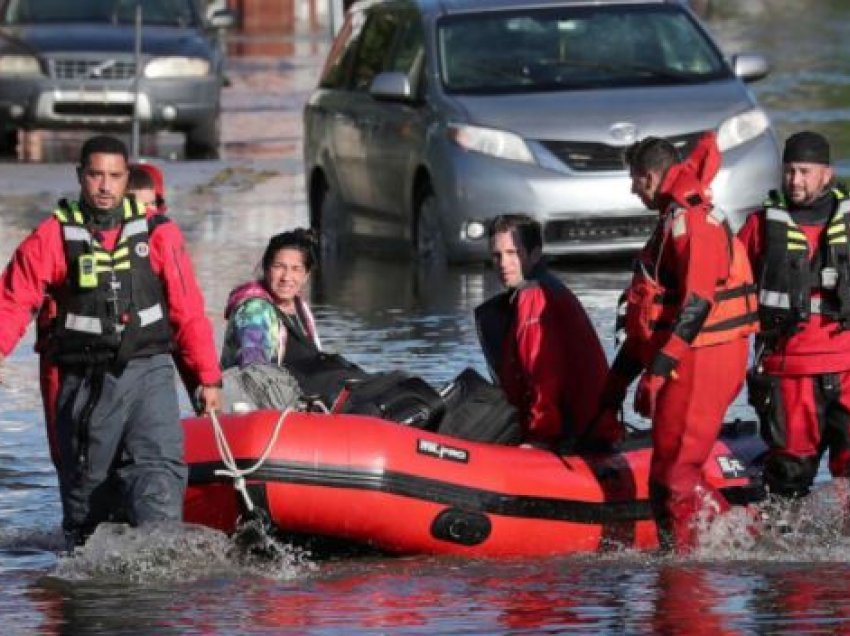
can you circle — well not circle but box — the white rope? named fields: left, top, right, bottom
left=208, top=407, right=291, bottom=513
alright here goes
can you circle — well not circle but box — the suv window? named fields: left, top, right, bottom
left=2, top=0, right=199, bottom=26
left=350, top=10, right=401, bottom=92
left=438, top=5, right=729, bottom=95
left=386, top=11, right=425, bottom=93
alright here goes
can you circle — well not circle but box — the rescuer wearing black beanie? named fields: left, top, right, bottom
left=737, top=129, right=850, bottom=508
left=782, top=131, right=831, bottom=166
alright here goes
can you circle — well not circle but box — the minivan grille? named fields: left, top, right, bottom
left=545, top=215, right=657, bottom=242
left=540, top=132, right=705, bottom=172
left=50, top=58, right=137, bottom=81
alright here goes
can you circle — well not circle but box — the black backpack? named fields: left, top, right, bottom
left=437, top=368, right=522, bottom=445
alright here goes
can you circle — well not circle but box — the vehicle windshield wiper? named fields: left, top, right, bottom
left=539, top=58, right=700, bottom=82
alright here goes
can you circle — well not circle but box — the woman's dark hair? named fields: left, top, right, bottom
left=261, top=228, right=319, bottom=273
left=488, top=214, right=543, bottom=253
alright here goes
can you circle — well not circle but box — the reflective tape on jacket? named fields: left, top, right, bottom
left=625, top=206, right=759, bottom=348
left=758, top=189, right=850, bottom=332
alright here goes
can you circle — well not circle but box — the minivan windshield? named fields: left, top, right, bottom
left=1, top=0, right=199, bottom=27
left=438, top=5, right=729, bottom=94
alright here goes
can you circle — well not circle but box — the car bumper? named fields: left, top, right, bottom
left=0, top=76, right=219, bottom=131
left=430, top=131, right=780, bottom=262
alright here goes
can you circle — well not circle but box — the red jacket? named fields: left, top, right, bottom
left=476, top=267, right=609, bottom=447
left=738, top=204, right=850, bottom=375
left=0, top=206, right=221, bottom=387
left=623, top=144, right=749, bottom=369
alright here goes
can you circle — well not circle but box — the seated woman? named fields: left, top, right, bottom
left=221, top=229, right=445, bottom=424
left=221, top=229, right=322, bottom=371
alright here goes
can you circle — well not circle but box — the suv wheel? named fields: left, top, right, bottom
left=185, top=115, right=220, bottom=160
left=415, top=185, right=447, bottom=264
left=0, top=127, right=18, bottom=157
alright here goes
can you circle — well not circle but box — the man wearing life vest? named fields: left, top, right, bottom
left=601, top=133, right=759, bottom=552
left=35, top=162, right=172, bottom=471
left=738, top=131, right=850, bottom=501
left=0, top=136, right=221, bottom=548
left=475, top=214, right=622, bottom=451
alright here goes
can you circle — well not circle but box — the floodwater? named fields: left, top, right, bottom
left=3, top=1, right=850, bottom=633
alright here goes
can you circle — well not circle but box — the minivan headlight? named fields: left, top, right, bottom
left=717, top=108, right=770, bottom=152
left=144, top=57, right=210, bottom=78
left=0, top=54, right=42, bottom=77
left=447, top=123, right=535, bottom=165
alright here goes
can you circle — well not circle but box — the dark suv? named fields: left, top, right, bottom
left=0, top=0, right=234, bottom=158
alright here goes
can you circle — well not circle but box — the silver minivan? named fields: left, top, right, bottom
left=304, top=0, right=780, bottom=263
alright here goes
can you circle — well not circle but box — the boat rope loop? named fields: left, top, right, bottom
left=208, top=408, right=291, bottom=513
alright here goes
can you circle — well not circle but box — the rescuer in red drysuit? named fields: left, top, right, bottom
left=738, top=131, right=850, bottom=502
left=599, top=133, right=759, bottom=552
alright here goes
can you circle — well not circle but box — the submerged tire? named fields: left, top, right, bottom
left=415, top=186, right=447, bottom=265
left=315, top=184, right=349, bottom=257
left=185, top=115, right=221, bottom=160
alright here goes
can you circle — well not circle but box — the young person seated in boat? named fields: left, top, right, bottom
left=221, top=229, right=322, bottom=372
left=475, top=214, right=624, bottom=451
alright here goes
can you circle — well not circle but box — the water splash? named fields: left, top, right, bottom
left=694, top=481, right=850, bottom=561
left=52, top=522, right=316, bottom=584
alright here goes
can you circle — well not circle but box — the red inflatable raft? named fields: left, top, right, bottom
left=183, top=410, right=765, bottom=557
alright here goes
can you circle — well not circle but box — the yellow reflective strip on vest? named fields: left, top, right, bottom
left=788, top=243, right=809, bottom=251
left=830, top=236, right=848, bottom=244
left=112, top=246, right=130, bottom=260
left=828, top=223, right=845, bottom=236
left=112, top=262, right=131, bottom=271
left=94, top=252, right=111, bottom=262
left=54, top=208, right=68, bottom=223
left=66, top=201, right=85, bottom=224
left=94, top=265, right=113, bottom=274
left=122, top=198, right=135, bottom=220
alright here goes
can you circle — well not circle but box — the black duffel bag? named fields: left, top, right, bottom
left=286, top=352, right=370, bottom=409
left=287, top=352, right=445, bottom=429
left=437, top=367, right=522, bottom=445
left=340, top=371, right=446, bottom=429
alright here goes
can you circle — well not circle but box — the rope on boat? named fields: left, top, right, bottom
left=208, top=407, right=291, bottom=513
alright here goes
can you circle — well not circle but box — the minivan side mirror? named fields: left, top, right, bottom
left=731, top=53, right=770, bottom=83
left=370, top=71, right=414, bottom=102
left=209, top=9, right=238, bottom=30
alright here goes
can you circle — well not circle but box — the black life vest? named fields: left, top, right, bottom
left=50, top=198, right=172, bottom=367
left=758, top=188, right=850, bottom=335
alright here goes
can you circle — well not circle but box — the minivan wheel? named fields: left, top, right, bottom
left=316, top=184, right=349, bottom=257
left=415, top=187, right=447, bottom=264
